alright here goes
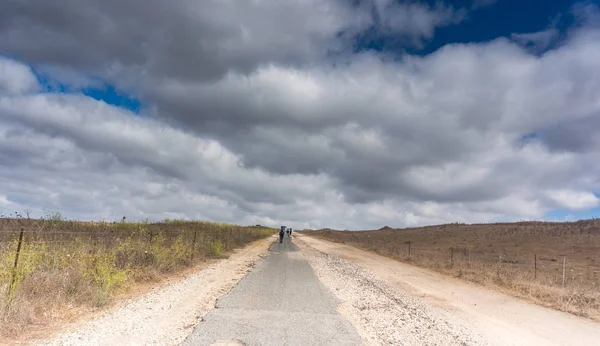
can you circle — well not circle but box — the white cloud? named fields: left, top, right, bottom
left=0, top=57, right=39, bottom=95
left=511, top=29, right=560, bottom=52
left=374, top=0, right=467, bottom=42
left=547, top=190, right=600, bottom=210
left=0, top=195, right=12, bottom=206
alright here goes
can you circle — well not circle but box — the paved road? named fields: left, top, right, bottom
left=182, top=235, right=363, bottom=346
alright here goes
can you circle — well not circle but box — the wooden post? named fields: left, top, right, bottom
left=562, top=257, right=566, bottom=287
left=191, top=230, right=197, bottom=260
left=408, top=241, right=411, bottom=257
left=468, top=249, right=471, bottom=267
left=534, top=253, right=537, bottom=280
left=9, top=228, right=25, bottom=297
left=450, top=247, right=454, bottom=267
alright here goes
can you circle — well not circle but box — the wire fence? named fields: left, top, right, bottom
left=374, top=243, right=600, bottom=289
left=310, top=226, right=600, bottom=291
left=0, top=218, right=275, bottom=305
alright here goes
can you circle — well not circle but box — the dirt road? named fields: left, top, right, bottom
left=298, top=234, right=600, bottom=346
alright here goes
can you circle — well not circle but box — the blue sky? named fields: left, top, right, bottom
left=357, top=0, right=580, bottom=55
left=81, top=84, right=141, bottom=114
left=34, top=68, right=142, bottom=113
left=1, top=0, right=599, bottom=228
left=546, top=206, right=600, bottom=221
left=426, top=0, right=577, bottom=51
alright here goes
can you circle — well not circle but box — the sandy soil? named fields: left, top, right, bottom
left=297, top=234, right=600, bottom=346
left=31, top=236, right=275, bottom=346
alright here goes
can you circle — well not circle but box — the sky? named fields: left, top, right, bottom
left=1, top=0, right=600, bottom=230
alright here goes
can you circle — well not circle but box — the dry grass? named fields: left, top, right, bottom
left=307, top=220, right=600, bottom=321
left=0, top=216, right=275, bottom=338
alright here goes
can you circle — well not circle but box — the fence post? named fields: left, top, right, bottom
left=534, top=253, right=537, bottom=280
left=408, top=241, right=411, bottom=257
left=9, top=228, right=25, bottom=297
left=562, top=257, right=566, bottom=287
left=450, top=247, right=454, bottom=267
left=191, top=230, right=197, bottom=260
left=468, top=249, right=471, bottom=267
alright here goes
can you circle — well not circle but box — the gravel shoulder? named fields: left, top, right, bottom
left=32, top=236, right=275, bottom=346
left=297, top=234, right=600, bottom=346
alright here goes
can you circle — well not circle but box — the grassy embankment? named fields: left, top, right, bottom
left=0, top=215, right=275, bottom=337
left=308, top=220, right=600, bottom=321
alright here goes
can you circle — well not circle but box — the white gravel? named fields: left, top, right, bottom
left=33, top=237, right=274, bottom=346
left=296, top=238, right=488, bottom=346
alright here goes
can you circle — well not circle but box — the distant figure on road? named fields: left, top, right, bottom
left=279, top=226, right=286, bottom=243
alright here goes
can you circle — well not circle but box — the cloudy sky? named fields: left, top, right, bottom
left=1, top=0, right=600, bottom=229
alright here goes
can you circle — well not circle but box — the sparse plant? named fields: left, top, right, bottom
left=43, top=210, right=64, bottom=224
left=0, top=215, right=276, bottom=338
left=209, top=240, right=224, bottom=257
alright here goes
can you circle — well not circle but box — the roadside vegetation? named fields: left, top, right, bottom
left=0, top=213, right=275, bottom=337
left=307, top=220, right=600, bottom=321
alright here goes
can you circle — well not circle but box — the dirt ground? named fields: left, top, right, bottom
left=297, top=234, right=600, bottom=346
left=308, top=220, right=600, bottom=320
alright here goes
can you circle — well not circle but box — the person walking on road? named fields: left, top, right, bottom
left=279, top=226, right=286, bottom=243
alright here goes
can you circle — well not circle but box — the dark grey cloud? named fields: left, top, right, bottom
left=0, top=0, right=372, bottom=83
left=537, top=114, right=600, bottom=153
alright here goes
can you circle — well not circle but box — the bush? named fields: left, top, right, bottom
left=209, top=240, right=224, bottom=257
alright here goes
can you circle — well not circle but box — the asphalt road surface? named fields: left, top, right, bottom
left=182, top=235, right=363, bottom=346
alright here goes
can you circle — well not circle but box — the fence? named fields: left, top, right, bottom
left=0, top=218, right=274, bottom=306
left=311, top=228, right=600, bottom=291
left=380, top=243, right=600, bottom=289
